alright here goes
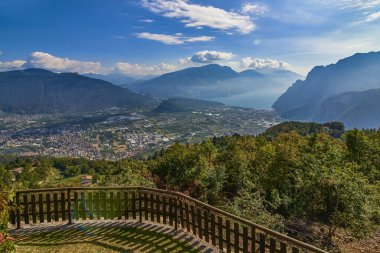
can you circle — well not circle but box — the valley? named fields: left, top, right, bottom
left=0, top=105, right=281, bottom=160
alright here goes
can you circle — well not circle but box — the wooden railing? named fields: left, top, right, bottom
left=9, top=187, right=328, bottom=253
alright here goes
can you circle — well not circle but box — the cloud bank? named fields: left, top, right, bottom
left=141, top=0, right=256, bottom=34
left=239, top=57, right=290, bottom=69
left=136, top=32, right=214, bottom=45
left=23, top=52, right=106, bottom=74
left=0, top=60, right=26, bottom=72
left=113, top=62, right=177, bottom=76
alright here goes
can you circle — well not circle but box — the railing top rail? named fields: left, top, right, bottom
left=13, top=186, right=328, bottom=253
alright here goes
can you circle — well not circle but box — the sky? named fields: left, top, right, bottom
left=0, top=0, right=380, bottom=76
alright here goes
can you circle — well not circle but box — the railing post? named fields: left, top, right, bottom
left=67, top=189, right=72, bottom=224
left=16, top=192, right=20, bottom=229
left=139, top=191, right=142, bottom=222
left=174, top=197, right=178, bottom=230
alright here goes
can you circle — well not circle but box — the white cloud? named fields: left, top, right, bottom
left=239, top=57, right=290, bottom=69
left=136, top=32, right=214, bottom=44
left=113, top=62, right=177, bottom=76
left=24, top=52, right=106, bottom=74
left=185, top=36, right=214, bottom=42
left=366, top=11, right=380, bottom=22
left=341, top=0, right=380, bottom=10
left=140, top=19, right=155, bottom=23
left=141, top=0, right=256, bottom=34
left=0, top=60, right=26, bottom=71
left=241, top=3, right=267, bottom=15
left=190, top=50, right=235, bottom=63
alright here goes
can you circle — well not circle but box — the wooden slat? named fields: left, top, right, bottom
left=95, top=191, right=100, bottom=219
left=132, top=191, right=136, bottom=219
left=116, top=192, right=121, bottom=219
left=23, top=195, right=29, bottom=224
left=109, top=192, right=114, bottom=220
left=73, top=192, right=79, bottom=221
left=150, top=194, right=154, bottom=222
left=174, top=197, right=178, bottom=230
left=260, top=233, right=266, bottom=253
left=292, top=247, right=300, bottom=253
left=234, top=222, right=239, bottom=253
left=185, top=202, right=190, bottom=231
left=163, top=197, right=167, bottom=224
left=226, top=220, right=231, bottom=253
left=204, top=210, right=209, bottom=243
left=38, top=194, right=44, bottom=223
left=31, top=194, right=37, bottom=224
left=251, top=226, right=256, bottom=253
left=218, top=216, right=223, bottom=251
left=197, top=208, right=202, bottom=239
left=243, top=226, right=248, bottom=253
left=191, top=205, right=196, bottom=236
left=46, top=193, right=51, bottom=222
left=211, top=213, right=216, bottom=246
left=179, top=200, right=184, bottom=229
left=124, top=192, right=129, bottom=219
left=155, top=195, right=160, bottom=223
left=102, top=191, right=107, bottom=219
left=53, top=193, right=59, bottom=221
left=81, top=191, right=87, bottom=220
left=67, top=189, right=72, bottom=224
left=138, top=192, right=142, bottom=222
left=88, top=192, right=94, bottom=220
left=169, top=197, right=173, bottom=226
left=280, top=242, right=288, bottom=253
left=144, top=193, right=148, bottom=221
left=270, top=238, right=277, bottom=253
left=60, top=192, right=66, bottom=221
left=16, top=193, right=20, bottom=229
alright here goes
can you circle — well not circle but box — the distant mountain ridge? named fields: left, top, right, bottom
left=316, top=88, right=380, bottom=129
left=273, top=52, right=380, bottom=121
left=126, top=64, right=303, bottom=108
left=0, top=68, right=156, bottom=114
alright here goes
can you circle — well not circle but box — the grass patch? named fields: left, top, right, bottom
left=13, top=224, right=201, bottom=253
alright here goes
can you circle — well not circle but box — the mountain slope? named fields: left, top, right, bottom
left=0, top=68, right=156, bottom=114
left=83, top=73, right=135, bottom=85
left=273, top=52, right=380, bottom=120
left=128, top=64, right=301, bottom=109
left=316, top=89, right=380, bottom=129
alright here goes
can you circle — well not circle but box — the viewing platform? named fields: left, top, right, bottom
left=8, top=187, right=328, bottom=253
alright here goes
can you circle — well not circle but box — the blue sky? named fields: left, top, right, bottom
left=0, top=0, right=380, bottom=76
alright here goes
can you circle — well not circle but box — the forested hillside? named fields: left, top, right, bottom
left=1, top=127, right=379, bottom=251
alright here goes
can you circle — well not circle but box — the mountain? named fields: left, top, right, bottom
left=0, top=68, right=156, bottom=114
left=83, top=73, right=135, bottom=85
left=254, top=68, right=304, bottom=86
left=273, top=52, right=380, bottom=120
left=315, top=89, right=380, bottom=129
left=128, top=64, right=302, bottom=109
left=153, top=97, right=225, bottom=113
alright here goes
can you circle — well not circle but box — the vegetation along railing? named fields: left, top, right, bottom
left=9, top=187, right=328, bottom=253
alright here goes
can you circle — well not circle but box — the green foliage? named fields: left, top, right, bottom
left=1, top=128, right=379, bottom=250
left=0, top=190, right=15, bottom=253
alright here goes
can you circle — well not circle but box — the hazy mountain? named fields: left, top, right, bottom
left=83, top=73, right=135, bottom=85
left=129, top=64, right=302, bottom=109
left=254, top=68, right=304, bottom=86
left=0, top=68, right=156, bottom=114
left=153, top=97, right=225, bottom=113
left=316, top=89, right=380, bottom=129
left=273, top=52, right=380, bottom=120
